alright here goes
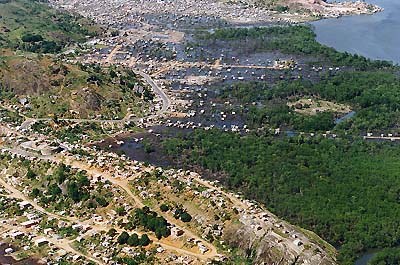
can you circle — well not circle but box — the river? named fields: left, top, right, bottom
left=312, top=0, right=400, bottom=64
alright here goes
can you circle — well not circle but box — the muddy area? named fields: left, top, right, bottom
left=0, top=243, right=39, bottom=265
left=93, top=125, right=189, bottom=167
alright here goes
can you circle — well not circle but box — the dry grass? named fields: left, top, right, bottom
left=288, top=98, right=351, bottom=116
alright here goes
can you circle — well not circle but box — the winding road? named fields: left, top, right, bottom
left=0, top=147, right=219, bottom=262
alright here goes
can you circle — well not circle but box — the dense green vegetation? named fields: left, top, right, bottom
left=217, top=71, right=400, bottom=133
left=0, top=0, right=100, bottom=52
left=117, top=231, right=151, bottom=247
left=173, top=205, right=192, bottom=223
left=162, top=130, right=400, bottom=264
left=369, top=248, right=400, bottom=265
left=130, top=207, right=171, bottom=240
left=201, top=26, right=392, bottom=69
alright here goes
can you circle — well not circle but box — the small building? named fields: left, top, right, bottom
left=21, top=219, right=39, bottom=229
left=35, top=238, right=49, bottom=247
left=72, top=255, right=81, bottom=261
left=156, top=246, right=164, bottom=253
left=10, top=231, right=24, bottom=239
left=198, top=243, right=209, bottom=254
left=44, top=228, right=53, bottom=235
left=17, top=201, right=31, bottom=209
left=171, top=227, right=184, bottom=237
left=5, top=247, right=14, bottom=254
left=72, top=224, right=83, bottom=231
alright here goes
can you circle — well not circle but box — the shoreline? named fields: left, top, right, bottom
left=271, top=0, right=384, bottom=23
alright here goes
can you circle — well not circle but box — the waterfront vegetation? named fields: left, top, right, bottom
left=369, top=248, right=400, bottom=265
left=217, top=70, right=400, bottom=133
left=158, top=40, right=400, bottom=262
left=201, top=25, right=392, bottom=69
left=161, top=52, right=400, bottom=263
left=162, top=130, right=400, bottom=264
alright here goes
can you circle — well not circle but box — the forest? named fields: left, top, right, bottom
left=162, top=130, right=400, bottom=264
left=369, top=248, right=400, bottom=265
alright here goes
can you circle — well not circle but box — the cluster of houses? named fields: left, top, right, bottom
left=49, top=0, right=297, bottom=35
left=0, top=197, right=92, bottom=264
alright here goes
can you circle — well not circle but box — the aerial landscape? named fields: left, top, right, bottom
left=0, top=0, right=399, bottom=264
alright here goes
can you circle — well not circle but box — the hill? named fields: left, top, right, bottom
left=0, top=0, right=151, bottom=120
left=0, top=50, right=153, bottom=120
left=0, top=0, right=101, bottom=53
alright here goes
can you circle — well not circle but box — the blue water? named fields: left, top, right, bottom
left=335, top=111, right=356, bottom=124
left=354, top=250, right=379, bottom=265
left=312, top=0, right=400, bottom=64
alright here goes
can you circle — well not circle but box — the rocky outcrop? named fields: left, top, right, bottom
left=223, top=210, right=337, bottom=265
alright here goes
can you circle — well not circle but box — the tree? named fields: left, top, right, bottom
left=125, top=221, right=135, bottom=231
left=67, top=182, right=81, bottom=202
left=48, top=184, right=62, bottom=196
left=109, top=69, right=117, bottom=79
left=107, top=228, right=117, bottom=237
left=21, top=34, right=43, bottom=43
left=127, top=233, right=139, bottom=247
left=117, top=231, right=129, bottom=244
left=139, top=234, right=151, bottom=246
left=31, top=188, right=40, bottom=197
left=160, top=204, right=169, bottom=212
left=180, top=212, right=192, bottom=223
left=95, top=196, right=108, bottom=207
left=55, top=164, right=68, bottom=184
left=116, top=206, right=126, bottom=216
left=26, top=168, right=36, bottom=179
left=77, top=173, right=89, bottom=187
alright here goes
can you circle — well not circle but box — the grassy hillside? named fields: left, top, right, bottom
left=0, top=0, right=150, bottom=120
left=0, top=0, right=101, bottom=53
left=0, top=50, right=153, bottom=119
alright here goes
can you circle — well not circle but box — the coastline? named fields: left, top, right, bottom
left=271, top=0, right=384, bottom=23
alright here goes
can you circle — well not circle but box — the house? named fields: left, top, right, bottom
left=35, top=238, right=49, bottom=247
left=42, top=228, right=53, bottom=235
left=72, top=224, right=83, bottom=231
left=72, top=255, right=81, bottom=262
left=17, top=201, right=31, bottom=209
left=5, top=247, right=14, bottom=254
left=10, top=231, right=24, bottom=239
left=156, top=246, right=164, bottom=253
left=21, top=219, right=39, bottom=229
left=197, top=243, right=209, bottom=254
left=171, top=227, right=184, bottom=237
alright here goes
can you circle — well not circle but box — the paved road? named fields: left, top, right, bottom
left=135, top=71, right=170, bottom=115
